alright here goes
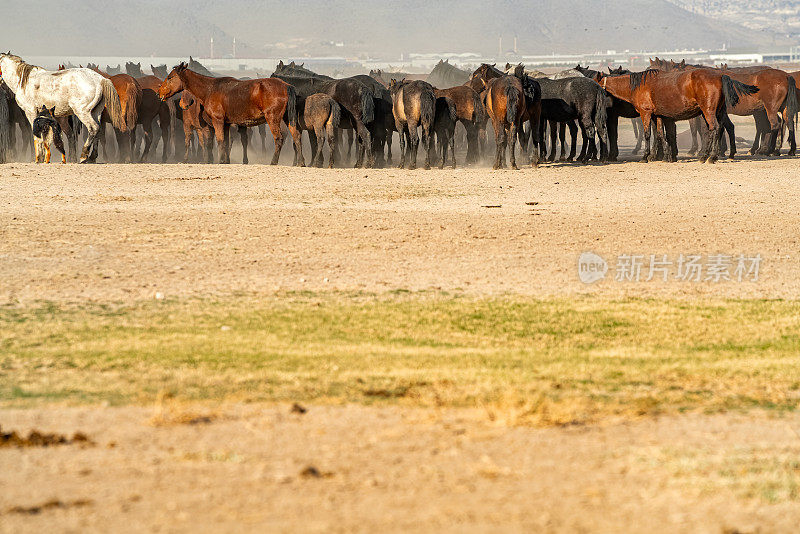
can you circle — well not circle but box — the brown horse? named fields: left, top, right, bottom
left=481, top=75, right=526, bottom=169
left=388, top=79, right=437, bottom=170
left=599, top=69, right=758, bottom=163
left=136, top=75, right=173, bottom=163
left=651, top=59, right=798, bottom=157
left=470, top=64, right=542, bottom=167
left=178, top=90, right=213, bottom=163
left=434, top=85, right=486, bottom=164
left=304, top=93, right=341, bottom=168
left=89, top=67, right=141, bottom=162
left=159, top=63, right=301, bottom=165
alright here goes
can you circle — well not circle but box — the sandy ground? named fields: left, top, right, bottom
left=3, top=138, right=800, bottom=531
left=2, top=406, right=800, bottom=533
left=1, top=156, right=800, bottom=303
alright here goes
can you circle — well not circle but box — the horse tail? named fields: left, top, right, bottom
left=446, top=97, right=457, bottom=123
left=361, top=87, right=375, bottom=125
left=329, top=99, right=341, bottom=129
left=505, top=84, right=519, bottom=124
left=473, top=90, right=487, bottom=125
left=0, top=93, right=9, bottom=164
left=721, top=75, right=759, bottom=109
left=785, top=76, right=798, bottom=133
left=285, top=83, right=298, bottom=128
left=421, top=89, right=435, bottom=127
left=123, top=84, right=141, bottom=133
left=101, top=78, right=125, bottom=131
left=595, top=87, right=609, bottom=146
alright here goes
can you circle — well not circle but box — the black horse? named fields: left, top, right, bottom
left=273, top=73, right=376, bottom=168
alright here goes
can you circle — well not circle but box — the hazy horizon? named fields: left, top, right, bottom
left=2, top=0, right=795, bottom=61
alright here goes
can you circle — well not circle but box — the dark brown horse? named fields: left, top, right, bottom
left=599, top=69, right=758, bottom=163
left=433, top=96, right=458, bottom=169
left=159, top=63, right=302, bottom=165
left=137, top=75, right=174, bottom=163
left=271, top=73, right=375, bottom=168
left=304, top=93, right=341, bottom=168
left=388, top=79, right=437, bottom=170
left=434, top=85, right=486, bottom=164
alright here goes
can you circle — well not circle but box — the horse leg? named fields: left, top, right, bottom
left=566, top=121, right=578, bottom=161
left=546, top=121, right=557, bottom=162
left=632, top=118, right=643, bottom=155
left=75, top=109, right=101, bottom=164
left=406, top=122, right=419, bottom=170
left=139, top=121, right=154, bottom=163
left=700, top=109, right=722, bottom=164
left=327, top=121, right=337, bottom=169
left=758, top=109, right=780, bottom=156
left=183, top=126, right=192, bottom=164
left=361, top=121, right=374, bottom=169
left=259, top=123, right=268, bottom=154
left=784, top=106, right=797, bottom=157
left=449, top=128, right=456, bottom=169
left=490, top=119, right=502, bottom=170
left=422, top=122, right=433, bottom=170
left=639, top=112, right=653, bottom=163
left=240, top=127, right=249, bottom=165
left=558, top=122, right=568, bottom=161
left=687, top=117, right=698, bottom=156
left=607, top=112, right=619, bottom=162
left=723, top=115, right=736, bottom=160
left=312, top=126, right=324, bottom=167
left=509, top=121, right=519, bottom=170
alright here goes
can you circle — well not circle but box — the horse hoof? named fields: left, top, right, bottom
left=639, top=157, right=649, bottom=163
left=511, top=164, right=519, bottom=170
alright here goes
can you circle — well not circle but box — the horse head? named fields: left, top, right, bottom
left=179, top=90, right=195, bottom=110
left=159, top=62, right=188, bottom=100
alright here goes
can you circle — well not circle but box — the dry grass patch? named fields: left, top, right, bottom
left=2, top=293, right=800, bottom=424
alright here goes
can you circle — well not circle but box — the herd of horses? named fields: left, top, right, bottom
left=1, top=52, right=799, bottom=169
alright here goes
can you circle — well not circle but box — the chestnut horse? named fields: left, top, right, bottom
left=89, top=67, right=141, bottom=162
left=599, top=69, right=758, bottom=163
left=178, top=90, right=213, bottom=163
left=652, top=59, right=797, bottom=157
left=159, top=63, right=301, bottom=165
left=481, top=75, right=526, bottom=169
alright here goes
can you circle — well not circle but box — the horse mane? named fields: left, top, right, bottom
left=629, top=69, right=659, bottom=91
left=1, top=54, right=39, bottom=89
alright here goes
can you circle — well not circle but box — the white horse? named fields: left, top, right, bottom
left=0, top=53, right=123, bottom=163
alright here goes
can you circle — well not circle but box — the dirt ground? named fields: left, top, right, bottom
left=2, top=405, right=800, bottom=533
left=3, top=138, right=800, bottom=531
left=1, top=156, right=800, bottom=303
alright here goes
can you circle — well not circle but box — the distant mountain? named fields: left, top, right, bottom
left=1, top=0, right=791, bottom=58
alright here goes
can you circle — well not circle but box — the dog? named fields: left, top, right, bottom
left=32, top=106, right=66, bottom=164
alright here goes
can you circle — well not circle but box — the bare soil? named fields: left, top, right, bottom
left=1, top=405, right=799, bottom=533
left=3, top=147, right=800, bottom=531
left=1, top=157, right=799, bottom=303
